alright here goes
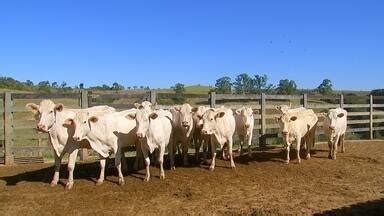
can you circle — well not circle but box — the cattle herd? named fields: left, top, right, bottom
left=26, top=100, right=348, bottom=189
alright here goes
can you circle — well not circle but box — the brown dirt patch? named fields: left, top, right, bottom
left=1, top=140, right=384, bottom=215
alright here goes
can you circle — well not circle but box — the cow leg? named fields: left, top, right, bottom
left=51, top=153, right=62, bottom=187
left=158, top=145, right=165, bottom=180
left=143, top=150, right=151, bottom=182
left=66, top=148, right=78, bottom=190
left=115, top=147, right=125, bottom=186
left=134, top=142, right=144, bottom=170
left=332, top=135, right=340, bottom=160
left=305, top=135, right=311, bottom=160
left=228, top=138, right=236, bottom=169
left=97, top=157, right=106, bottom=185
left=209, top=141, right=217, bottom=171
left=202, top=139, right=208, bottom=162
left=340, top=134, right=346, bottom=153
left=121, top=150, right=128, bottom=174
left=285, top=144, right=290, bottom=164
left=296, top=139, right=301, bottom=164
left=247, top=133, right=253, bottom=158
left=328, top=140, right=333, bottom=159
left=182, top=141, right=189, bottom=166
left=168, top=137, right=176, bottom=170
left=194, top=138, right=201, bottom=162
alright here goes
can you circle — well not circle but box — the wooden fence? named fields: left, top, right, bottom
left=1, top=90, right=384, bottom=165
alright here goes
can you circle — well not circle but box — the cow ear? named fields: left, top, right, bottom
left=54, top=103, right=64, bottom=112
left=215, top=112, right=225, bottom=119
left=191, top=107, right=198, bottom=113
left=89, top=116, right=98, bottom=123
left=26, top=103, right=39, bottom=112
left=64, top=118, right=73, bottom=126
left=174, top=106, right=181, bottom=112
left=126, top=113, right=136, bottom=120
left=275, top=105, right=282, bottom=111
left=235, top=109, right=241, bottom=115
left=149, top=113, right=158, bottom=119
left=290, top=116, right=297, bottom=121
left=337, top=113, right=345, bottom=118
left=134, top=103, right=143, bottom=109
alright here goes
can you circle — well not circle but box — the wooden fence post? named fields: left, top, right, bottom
left=303, top=94, right=308, bottom=108
left=369, top=95, right=373, bottom=140
left=210, top=92, right=216, bottom=108
left=4, top=92, right=14, bottom=165
left=150, top=90, right=157, bottom=107
left=80, top=90, right=89, bottom=161
left=260, top=93, right=266, bottom=147
left=340, top=94, right=344, bottom=108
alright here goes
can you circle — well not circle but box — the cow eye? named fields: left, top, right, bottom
left=210, top=118, right=214, bottom=121
left=50, top=110, right=54, bottom=114
left=83, top=121, right=87, bottom=124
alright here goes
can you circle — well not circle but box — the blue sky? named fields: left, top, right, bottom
left=0, top=0, right=383, bottom=90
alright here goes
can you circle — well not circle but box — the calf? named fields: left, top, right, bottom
left=127, top=108, right=174, bottom=181
left=26, top=100, right=115, bottom=189
left=277, top=109, right=318, bottom=164
left=170, top=104, right=194, bottom=165
left=64, top=109, right=139, bottom=186
left=323, top=108, right=347, bottom=160
left=200, top=107, right=236, bottom=171
left=234, top=107, right=256, bottom=158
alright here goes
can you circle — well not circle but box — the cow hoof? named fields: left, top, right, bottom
left=284, top=160, right=290, bottom=164
left=160, top=174, right=165, bottom=180
left=171, top=166, right=176, bottom=171
left=96, top=180, right=104, bottom=186
left=118, top=179, right=125, bottom=186
left=209, top=166, right=215, bottom=171
left=65, top=182, right=73, bottom=190
left=332, top=156, right=337, bottom=160
left=143, top=178, right=150, bottom=182
left=306, top=154, right=311, bottom=160
left=50, top=181, right=57, bottom=187
left=297, top=160, right=301, bottom=164
left=231, top=165, right=236, bottom=169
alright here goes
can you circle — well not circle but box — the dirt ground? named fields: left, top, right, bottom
left=0, top=140, right=384, bottom=215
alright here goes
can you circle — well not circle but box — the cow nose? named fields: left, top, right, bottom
left=37, top=123, right=44, bottom=129
left=245, top=124, right=250, bottom=128
left=73, top=136, right=81, bottom=141
left=201, top=130, right=208, bottom=135
left=329, top=126, right=335, bottom=130
left=182, top=121, right=189, bottom=126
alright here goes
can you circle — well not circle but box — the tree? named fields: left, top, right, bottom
left=51, top=82, right=58, bottom=88
left=253, top=74, right=274, bottom=93
left=112, top=82, right=124, bottom=91
left=277, top=79, right=297, bottom=95
left=172, top=83, right=186, bottom=104
left=79, top=83, right=84, bottom=89
left=133, top=86, right=138, bottom=90
left=60, top=82, right=67, bottom=89
left=233, top=73, right=254, bottom=94
left=25, top=80, right=34, bottom=86
left=215, top=76, right=232, bottom=94
left=316, top=79, right=333, bottom=95
left=37, top=81, right=51, bottom=92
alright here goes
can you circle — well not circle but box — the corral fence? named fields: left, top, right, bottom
left=1, top=90, right=384, bottom=165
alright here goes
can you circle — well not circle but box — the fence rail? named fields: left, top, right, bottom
left=2, top=90, right=384, bottom=165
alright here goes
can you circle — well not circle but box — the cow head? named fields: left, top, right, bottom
left=326, top=109, right=346, bottom=132
left=127, top=109, right=158, bottom=139
left=26, top=100, right=64, bottom=132
left=193, top=106, right=208, bottom=129
left=235, top=107, right=256, bottom=129
left=276, top=113, right=298, bottom=137
left=64, top=111, right=98, bottom=141
left=201, top=108, right=226, bottom=135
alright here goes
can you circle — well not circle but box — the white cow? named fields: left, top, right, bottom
left=234, top=107, right=256, bottom=158
left=276, top=109, right=318, bottom=164
left=26, top=100, right=115, bottom=189
left=64, top=109, right=139, bottom=186
left=192, top=106, right=211, bottom=162
left=127, top=108, right=174, bottom=182
left=323, top=108, right=347, bottom=160
left=170, top=104, right=194, bottom=166
left=200, top=107, right=236, bottom=171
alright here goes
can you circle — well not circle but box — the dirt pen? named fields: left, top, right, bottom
left=0, top=91, right=384, bottom=215
left=0, top=141, right=383, bottom=215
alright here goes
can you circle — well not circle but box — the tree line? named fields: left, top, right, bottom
left=213, top=73, right=334, bottom=95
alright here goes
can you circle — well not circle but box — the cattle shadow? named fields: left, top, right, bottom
left=315, top=198, right=384, bottom=216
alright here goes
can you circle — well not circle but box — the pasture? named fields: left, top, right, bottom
left=0, top=141, right=383, bottom=215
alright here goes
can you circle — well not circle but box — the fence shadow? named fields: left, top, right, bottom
left=315, top=198, right=384, bottom=216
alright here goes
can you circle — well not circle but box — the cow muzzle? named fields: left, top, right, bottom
left=36, top=123, right=48, bottom=132
left=73, top=136, right=81, bottom=141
